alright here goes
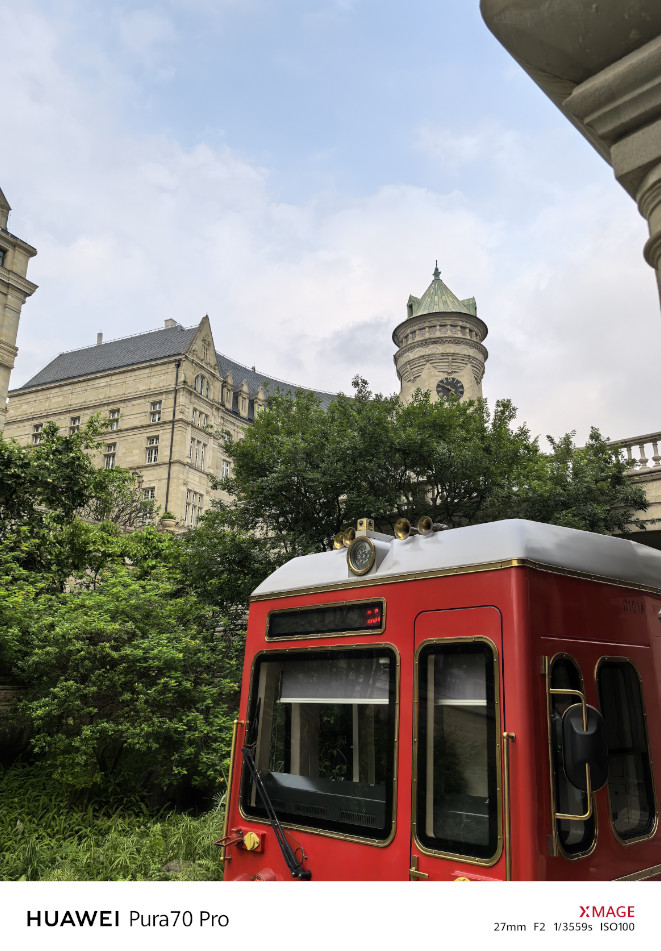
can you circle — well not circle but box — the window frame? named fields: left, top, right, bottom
left=545, top=653, right=597, bottom=860
left=240, top=644, right=400, bottom=845
left=596, top=656, right=658, bottom=846
left=413, top=636, right=502, bottom=866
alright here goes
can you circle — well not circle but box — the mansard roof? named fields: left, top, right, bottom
left=13, top=321, right=337, bottom=409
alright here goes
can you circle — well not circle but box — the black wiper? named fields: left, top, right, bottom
left=242, top=700, right=311, bottom=881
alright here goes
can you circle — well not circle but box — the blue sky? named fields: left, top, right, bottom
left=2, top=0, right=659, bottom=444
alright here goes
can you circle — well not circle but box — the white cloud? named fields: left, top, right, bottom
left=115, top=8, right=177, bottom=78
left=4, top=3, right=661, bottom=454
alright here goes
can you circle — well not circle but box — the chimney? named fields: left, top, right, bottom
left=164, top=318, right=177, bottom=329
left=97, top=333, right=103, bottom=346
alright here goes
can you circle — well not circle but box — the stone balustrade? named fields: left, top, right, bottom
left=608, top=432, right=661, bottom=476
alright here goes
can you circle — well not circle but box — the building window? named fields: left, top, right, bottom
left=185, top=490, right=203, bottom=526
left=104, top=443, right=117, bottom=469
left=200, top=443, right=205, bottom=471
left=0, top=248, right=6, bottom=268
left=150, top=400, right=162, bottom=423
left=221, top=459, right=230, bottom=478
left=142, top=487, right=155, bottom=525
left=146, top=435, right=159, bottom=464
left=109, top=408, right=120, bottom=431
left=69, top=416, right=81, bottom=434
left=192, top=408, right=197, bottom=425
left=194, top=441, right=199, bottom=466
left=189, top=438, right=194, bottom=459
left=194, top=374, right=210, bottom=398
left=32, top=423, right=43, bottom=445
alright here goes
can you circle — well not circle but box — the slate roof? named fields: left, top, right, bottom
left=15, top=324, right=198, bottom=391
left=215, top=351, right=336, bottom=410
left=408, top=264, right=477, bottom=319
left=13, top=322, right=337, bottom=410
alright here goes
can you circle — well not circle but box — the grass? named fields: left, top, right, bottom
left=0, top=762, right=225, bottom=881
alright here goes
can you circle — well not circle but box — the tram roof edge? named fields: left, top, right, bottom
left=250, top=519, right=661, bottom=599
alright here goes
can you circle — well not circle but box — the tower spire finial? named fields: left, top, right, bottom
left=433, top=260, right=440, bottom=280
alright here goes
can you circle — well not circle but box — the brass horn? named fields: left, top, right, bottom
left=394, top=517, right=418, bottom=539
left=417, top=515, right=434, bottom=536
left=342, top=527, right=356, bottom=548
left=333, top=532, right=345, bottom=550
left=418, top=516, right=448, bottom=535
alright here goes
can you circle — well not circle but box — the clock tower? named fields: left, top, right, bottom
left=392, top=263, right=488, bottom=403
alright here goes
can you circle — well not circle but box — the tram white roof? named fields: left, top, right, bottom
left=251, top=519, right=661, bottom=599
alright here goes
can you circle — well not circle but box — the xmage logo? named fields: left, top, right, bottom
left=579, top=907, right=635, bottom=919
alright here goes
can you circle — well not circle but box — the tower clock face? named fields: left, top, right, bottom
left=436, top=376, right=465, bottom=401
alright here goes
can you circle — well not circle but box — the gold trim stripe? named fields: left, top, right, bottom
left=251, top=557, right=661, bottom=603
left=615, top=862, right=661, bottom=881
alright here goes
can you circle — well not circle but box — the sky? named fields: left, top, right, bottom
left=2, top=0, right=659, bottom=446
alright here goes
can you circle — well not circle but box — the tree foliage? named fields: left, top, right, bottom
left=218, top=379, right=649, bottom=552
left=0, top=418, right=154, bottom=588
left=9, top=559, right=239, bottom=799
left=0, top=423, right=241, bottom=804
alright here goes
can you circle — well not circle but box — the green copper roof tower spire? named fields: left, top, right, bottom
left=392, top=262, right=488, bottom=405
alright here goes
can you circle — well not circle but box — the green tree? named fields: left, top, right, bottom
left=518, top=428, right=648, bottom=534
left=0, top=418, right=154, bottom=587
left=8, top=552, right=240, bottom=802
left=218, top=381, right=649, bottom=552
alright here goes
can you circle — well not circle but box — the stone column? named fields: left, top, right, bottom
left=562, top=36, right=661, bottom=304
left=480, top=0, right=661, bottom=309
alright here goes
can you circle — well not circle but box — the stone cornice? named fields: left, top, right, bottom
left=392, top=309, right=488, bottom=346
left=0, top=267, right=38, bottom=297
left=394, top=335, right=489, bottom=363
left=0, top=228, right=37, bottom=257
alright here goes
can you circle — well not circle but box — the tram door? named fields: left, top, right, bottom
left=410, top=607, right=505, bottom=881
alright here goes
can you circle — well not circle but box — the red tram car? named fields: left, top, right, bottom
left=220, top=517, right=661, bottom=881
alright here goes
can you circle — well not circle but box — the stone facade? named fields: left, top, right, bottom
left=392, top=264, right=488, bottom=403
left=481, top=1, right=661, bottom=308
left=0, top=187, right=37, bottom=432
left=5, top=315, right=334, bottom=530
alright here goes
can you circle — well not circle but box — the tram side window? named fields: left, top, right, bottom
left=241, top=648, right=397, bottom=840
left=416, top=641, right=499, bottom=862
left=549, top=656, right=595, bottom=856
left=597, top=660, right=656, bottom=841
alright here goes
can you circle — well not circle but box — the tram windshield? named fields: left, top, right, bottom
left=241, top=648, right=397, bottom=840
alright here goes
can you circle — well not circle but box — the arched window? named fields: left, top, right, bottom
left=193, top=374, right=210, bottom=398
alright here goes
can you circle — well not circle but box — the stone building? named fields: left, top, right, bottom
left=5, top=315, right=333, bottom=529
left=0, top=186, right=37, bottom=432
left=392, top=263, right=488, bottom=403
